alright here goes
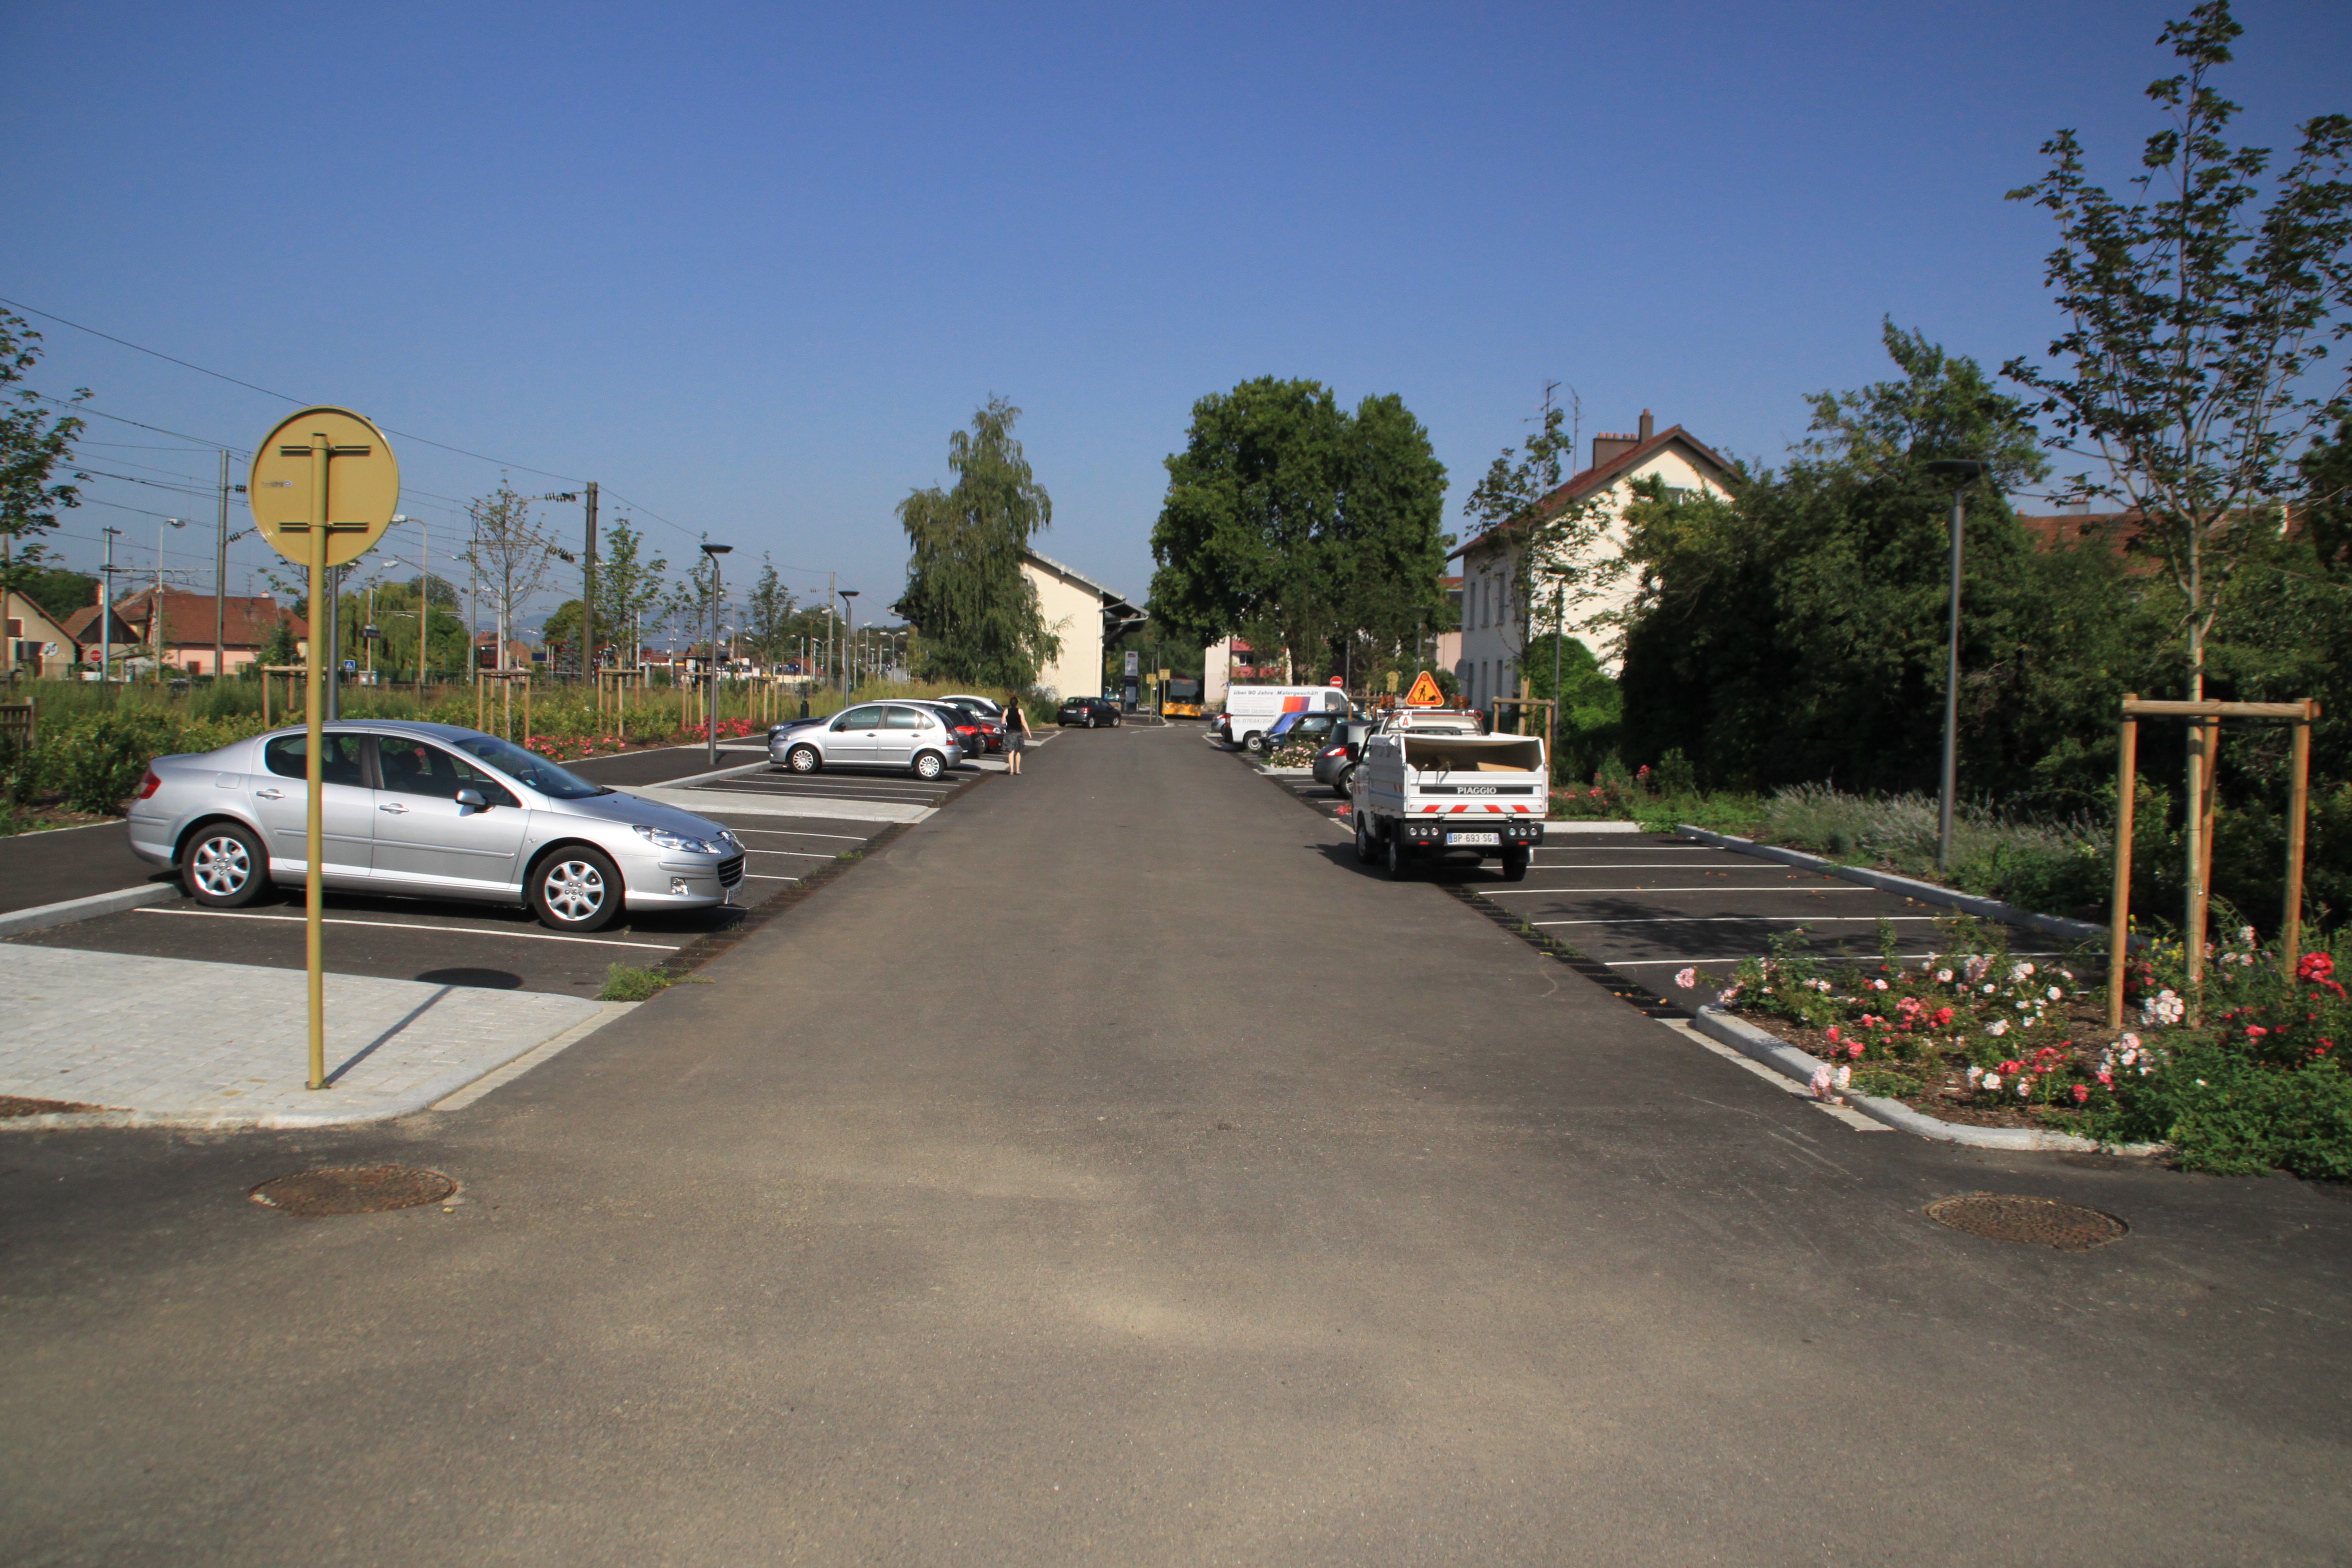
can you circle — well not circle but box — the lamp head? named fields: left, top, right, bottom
left=700, top=543, right=733, bottom=557
left=1924, top=459, right=1988, bottom=485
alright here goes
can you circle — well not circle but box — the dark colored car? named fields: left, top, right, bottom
left=908, top=701, right=988, bottom=758
left=937, top=696, right=1009, bottom=753
left=1266, top=710, right=1348, bottom=754
left=1058, top=696, right=1122, bottom=728
left=1311, top=718, right=1377, bottom=794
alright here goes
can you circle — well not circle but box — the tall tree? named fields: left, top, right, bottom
left=895, top=396, right=1059, bottom=689
left=1148, top=377, right=1349, bottom=673
left=0, top=313, right=87, bottom=628
left=461, top=482, right=558, bottom=673
left=742, top=557, right=796, bottom=667
left=1330, top=393, right=1453, bottom=668
left=2004, top=0, right=2352, bottom=704
left=592, top=518, right=667, bottom=671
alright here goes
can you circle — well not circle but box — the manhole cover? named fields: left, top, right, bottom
left=1925, top=1193, right=2127, bottom=1251
left=250, top=1165, right=456, bottom=1217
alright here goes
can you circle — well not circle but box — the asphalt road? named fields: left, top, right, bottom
left=3, top=723, right=2348, bottom=1565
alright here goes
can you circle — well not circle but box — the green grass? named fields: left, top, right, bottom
left=598, top=964, right=676, bottom=1002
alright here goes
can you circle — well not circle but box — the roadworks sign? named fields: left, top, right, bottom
left=1403, top=670, right=1445, bottom=707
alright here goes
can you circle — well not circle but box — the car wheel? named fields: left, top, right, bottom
left=911, top=749, right=946, bottom=780
left=1334, top=762, right=1357, bottom=797
left=787, top=744, right=821, bottom=774
left=1243, top=732, right=1266, bottom=754
left=1386, top=831, right=1411, bottom=879
left=530, top=847, right=623, bottom=932
left=182, top=820, right=271, bottom=908
left=1501, top=846, right=1530, bottom=882
left=1354, top=814, right=1378, bottom=865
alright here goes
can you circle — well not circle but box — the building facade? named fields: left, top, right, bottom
left=1449, top=410, right=1732, bottom=708
left=3, top=592, right=78, bottom=678
left=1019, top=548, right=1140, bottom=700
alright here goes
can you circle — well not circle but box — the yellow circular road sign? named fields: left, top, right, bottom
left=248, top=406, right=400, bottom=567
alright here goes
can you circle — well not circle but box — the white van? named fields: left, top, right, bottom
left=1215, top=685, right=1352, bottom=753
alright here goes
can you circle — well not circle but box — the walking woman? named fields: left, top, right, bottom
left=1003, top=693, right=1031, bottom=775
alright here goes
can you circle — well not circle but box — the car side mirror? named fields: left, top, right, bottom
left=455, top=787, right=488, bottom=812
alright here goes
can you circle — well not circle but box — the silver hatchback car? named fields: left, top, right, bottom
left=769, top=700, right=964, bottom=779
left=126, top=720, right=744, bottom=932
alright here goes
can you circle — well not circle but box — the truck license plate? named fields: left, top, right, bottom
left=1446, top=831, right=1501, bottom=846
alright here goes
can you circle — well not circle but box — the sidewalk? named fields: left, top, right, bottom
left=0, top=945, right=618, bottom=1130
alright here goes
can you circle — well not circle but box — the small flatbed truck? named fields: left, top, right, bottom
left=1347, top=711, right=1547, bottom=879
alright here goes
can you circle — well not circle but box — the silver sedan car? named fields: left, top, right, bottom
left=768, top=700, right=964, bottom=779
left=126, top=720, right=744, bottom=932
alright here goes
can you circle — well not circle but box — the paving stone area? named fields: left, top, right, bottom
left=0, top=944, right=610, bottom=1128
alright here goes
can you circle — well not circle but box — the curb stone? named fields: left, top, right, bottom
left=0, top=881, right=178, bottom=938
left=1690, top=1004, right=2163, bottom=1154
left=1673, top=825, right=2112, bottom=946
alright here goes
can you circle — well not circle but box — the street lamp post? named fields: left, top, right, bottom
left=837, top=590, right=859, bottom=698
left=701, top=543, right=732, bottom=766
left=99, top=527, right=121, bottom=690
left=1925, top=459, right=1988, bottom=871
left=156, top=518, right=187, bottom=681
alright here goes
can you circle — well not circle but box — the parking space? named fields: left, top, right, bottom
left=654, top=755, right=984, bottom=822
left=1226, top=742, right=2066, bottom=1001
left=0, top=737, right=974, bottom=995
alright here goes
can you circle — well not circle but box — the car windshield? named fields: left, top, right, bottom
left=450, top=734, right=610, bottom=799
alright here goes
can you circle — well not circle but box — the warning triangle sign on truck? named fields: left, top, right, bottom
left=1402, top=670, right=1445, bottom=707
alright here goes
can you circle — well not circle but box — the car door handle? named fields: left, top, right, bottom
left=254, top=788, right=284, bottom=800
left=378, top=802, right=409, bottom=815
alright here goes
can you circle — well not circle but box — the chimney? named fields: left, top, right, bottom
left=1591, top=431, right=1640, bottom=471
left=1638, top=409, right=1655, bottom=441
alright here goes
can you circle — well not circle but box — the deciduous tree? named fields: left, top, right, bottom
left=895, top=397, right=1059, bottom=689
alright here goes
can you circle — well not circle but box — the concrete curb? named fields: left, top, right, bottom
left=0, top=998, right=638, bottom=1133
left=1688, top=1004, right=2160, bottom=1154
left=0, top=882, right=178, bottom=939
left=1673, top=825, right=2108, bottom=945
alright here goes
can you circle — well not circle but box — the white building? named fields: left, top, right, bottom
left=1020, top=548, right=1142, bottom=699
left=1449, top=410, right=1731, bottom=706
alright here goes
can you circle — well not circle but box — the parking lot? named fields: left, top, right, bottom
left=1233, top=739, right=2070, bottom=1000
left=0, top=742, right=992, bottom=995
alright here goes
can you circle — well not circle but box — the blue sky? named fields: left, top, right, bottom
left=4, top=0, right=2347, bottom=633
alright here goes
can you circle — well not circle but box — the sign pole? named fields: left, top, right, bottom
left=304, top=429, right=330, bottom=1090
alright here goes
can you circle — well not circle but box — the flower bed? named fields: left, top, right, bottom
left=1681, top=922, right=2352, bottom=1178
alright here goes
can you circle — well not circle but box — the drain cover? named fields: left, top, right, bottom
left=1926, top=1193, right=2127, bottom=1251
left=250, top=1165, right=456, bottom=1217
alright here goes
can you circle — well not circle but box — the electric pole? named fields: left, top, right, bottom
left=582, top=482, right=598, bottom=682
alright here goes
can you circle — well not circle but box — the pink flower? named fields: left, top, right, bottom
left=1825, top=1026, right=1840, bottom=1044
left=2247, top=1026, right=2269, bottom=1039
left=1673, top=968, right=1698, bottom=990
left=2072, top=1084, right=2090, bottom=1104
left=1847, top=1042, right=1864, bottom=1059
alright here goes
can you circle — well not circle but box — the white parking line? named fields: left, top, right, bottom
left=1527, top=862, right=1807, bottom=870
left=131, top=906, right=682, bottom=950
left=741, top=873, right=798, bottom=881
left=1532, top=915, right=1943, bottom=927
left=718, top=828, right=868, bottom=840
left=744, top=848, right=834, bottom=858
left=1483, top=885, right=1880, bottom=896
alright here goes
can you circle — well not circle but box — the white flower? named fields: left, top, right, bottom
left=2016, top=1080, right=2031, bottom=1098
left=2194, top=1078, right=2207, bottom=1087
left=1964, top=955, right=1992, bottom=983
left=2016, top=1001, right=2031, bottom=1012
left=1982, top=984, right=1997, bottom=995
left=1810, top=1066, right=1834, bottom=1099
left=2238, top=926, right=2258, bottom=947
left=1719, top=984, right=1742, bottom=1003
left=2010, top=961, right=2037, bottom=982
left=1871, top=978, right=1888, bottom=991
left=1936, top=968, right=1954, bottom=984
left=1988, top=1019, right=2011, bottom=1037
left=1983, top=1072, right=2002, bottom=1091
left=1834, top=1065, right=1852, bottom=1090
left=1966, top=1065, right=1984, bottom=1086
left=2046, top=986, right=2063, bottom=1002
left=1674, top=967, right=1698, bottom=990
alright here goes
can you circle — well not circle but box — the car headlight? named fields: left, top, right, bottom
left=633, top=823, right=725, bottom=855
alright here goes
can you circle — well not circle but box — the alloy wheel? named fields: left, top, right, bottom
left=540, top=858, right=607, bottom=924
left=190, top=834, right=252, bottom=896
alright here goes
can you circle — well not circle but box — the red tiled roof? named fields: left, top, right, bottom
left=83, top=590, right=305, bottom=647
left=1449, top=425, right=1733, bottom=562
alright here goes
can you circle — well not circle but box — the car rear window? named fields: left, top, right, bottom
left=264, top=732, right=367, bottom=786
